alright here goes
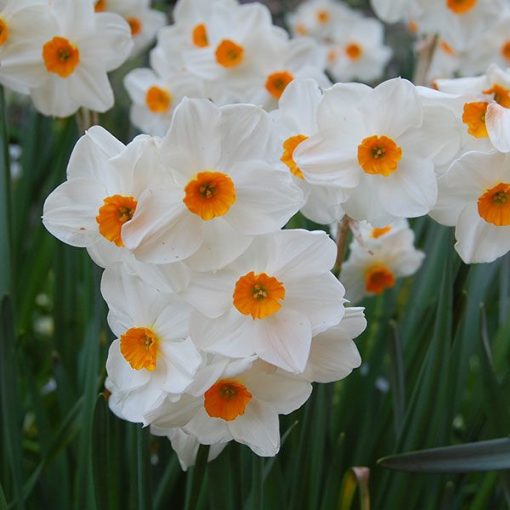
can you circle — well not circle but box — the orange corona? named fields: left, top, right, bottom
left=126, top=17, right=142, bottom=37
left=345, top=43, right=363, bottom=61
left=192, top=23, right=208, bottom=47
left=233, top=271, right=285, bottom=319
left=357, top=135, right=402, bottom=176
left=265, top=71, right=294, bottom=100
left=42, top=36, right=80, bottom=78
left=371, top=225, right=392, bottom=238
left=0, top=17, right=9, bottom=46
left=215, top=39, right=244, bottom=68
left=483, top=84, right=510, bottom=108
left=183, top=171, right=236, bottom=221
left=281, top=134, right=308, bottom=179
left=462, top=101, right=488, bottom=138
left=446, top=0, right=477, bottom=14
left=120, top=327, right=160, bottom=371
left=145, top=86, right=172, bottom=113
left=365, top=264, right=396, bottom=294
left=204, top=379, right=252, bottom=421
left=477, top=183, right=510, bottom=226
left=96, top=194, right=137, bottom=247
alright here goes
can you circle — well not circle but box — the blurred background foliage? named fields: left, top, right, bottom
left=1, top=1, right=510, bottom=509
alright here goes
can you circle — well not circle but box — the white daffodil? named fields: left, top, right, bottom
left=121, top=98, right=303, bottom=271
left=148, top=358, right=312, bottom=457
left=430, top=151, right=510, bottom=264
left=294, top=78, right=444, bottom=225
left=184, top=229, right=345, bottom=374
left=303, top=307, right=365, bottom=383
left=103, top=265, right=202, bottom=424
left=287, top=0, right=359, bottom=40
left=124, top=67, right=205, bottom=136
left=326, top=17, right=392, bottom=83
left=341, top=221, right=424, bottom=302
left=0, top=0, right=133, bottom=117
left=270, top=78, right=347, bottom=224
left=94, top=0, right=166, bottom=56
left=412, top=0, right=502, bottom=51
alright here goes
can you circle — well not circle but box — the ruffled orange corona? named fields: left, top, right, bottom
left=94, top=0, right=106, bottom=12
left=126, top=17, right=142, bottom=37
left=446, top=0, right=477, bottom=14
left=183, top=171, right=236, bottom=220
left=96, top=194, right=138, bottom=247
left=265, top=71, right=294, bottom=100
left=145, top=86, right=172, bottom=113
left=371, top=225, right=392, bottom=238
left=0, top=17, right=9, bottom=46
left=42, top=36, right=80, bottom=78
left=357, top=135, right=402, bottom=176
left=483, top=84, right=510, bottom=108
left=192, top=23, right=208, bottom=47
left=477, top=183, right=510, bottom=226
left=120, top=327, right=160, bottom=371
left=462, top=101, right=488, bottom=138
left=345, top=43, right=363, bottom=61
left=215, top=39, right=244, bottom=68
left=233, top=272, right=286, bottom=319
left=281, top=134, right=308, bottom=179
left=365, top=264, right=396, bottom=294
left=204, top=379, right=252, bottom=421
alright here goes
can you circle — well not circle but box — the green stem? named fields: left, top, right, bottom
left=184, top=445, right=210, bottom=510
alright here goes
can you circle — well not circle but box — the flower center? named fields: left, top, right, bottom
left=233, top=271, right=286, bottom=320
left=483, top=84, right=510, bottom=108
left=120, top=327, right=160, bottom=371
left=365, top=264, right=396, bottom=294
left=204, top=379, right=252, bottom=421
left=265, top=70, right=294, bottom=100
left=501, top=40, right=510, bottom=62
left=215, top=39, right=244, bottom=68
left=192, top=23, right=208, bottom=47
left=316, top=9, right=330, bottom=24
left=357, top=135, right=402, bottom=176
left=145, top=86, right=172, bottom=113
left=42, top=36, right=80, bottom=78
left=126, top=16, right=142, bottom=37
left=96, top=194, right=137, bottom=247
left=281, top=134, right=308, bottom=179
left=462, top=101, right=488, bottom=138
left=439, top=40, right=456, bottom=55
left=183, top=171, right=236, bottom=221
left=0, top=17, right=9, bottom=46
left=446, top=0, right=477, bottom=14
left=295, top=23, right=308, bottom=36
left=477, top=182, right=510, bottom=226
left=345, top=43, right=363, bottom=61
left=94, top=0, right=106, bottom=12
left=371, top=225, right=392, bottom=238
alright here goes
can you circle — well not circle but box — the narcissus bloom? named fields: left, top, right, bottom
left=341, top=220, right=424, bottom=302
left=149, top=358, right=312, bottom=457
left=294, top=78, right=446, bottom=225
left=184, top=229, right=345, bottom=373
left=103, top=265, right=202, bottom=424
left=430, top=150, right=510, bottom=263
left=121, top=98, right=303, bottom=270
left=124, top=67, right=204, bottom=135
left=303, top=307, right=365, bottom=383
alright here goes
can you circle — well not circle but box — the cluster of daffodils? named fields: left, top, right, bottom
left=371, top=0, right=510, bottom=84
left=42, top=98, right=366, bottom=468
left=0, top=0, right=137, bottom=117
left=339, top=220, right=424, bottom=303
left=287, top=0, right=392, bottom=83
left=123, top=0, right=330, bottom=136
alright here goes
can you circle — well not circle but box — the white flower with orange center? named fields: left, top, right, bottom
left=270, top=78, right=348, bottom=224
left=430, top=150, right=510, bottom=263
left=294, top=78, right=443, bottom=225
left=124, top=67, right=205, bottom=136
left=325, top=17, right=392, bottom=83
left=0, top=0, right=132, bottom=117
left=121, top=98, right=303, bottom=271
left=184, top=230, right=345, bottom=373
left=148, top=358, right=312, bottom=457
left=103, top=266, right=202, bottom=424
left=94, top=0, right=166, bottom=56
left=412, top=0, right=502, bottom=51
left=303, top=307, right=365, bottom=383
left=43, top=126, right=159, bottom=253
left=341, top=222, right=424, bottom=303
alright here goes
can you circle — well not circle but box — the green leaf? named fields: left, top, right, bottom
left=338, top=467, right=370, bottom=510
left=378, top=437, right=510, bottom=473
